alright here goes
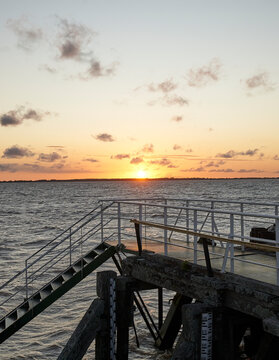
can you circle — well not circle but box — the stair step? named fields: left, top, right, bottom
left=17, top=307, right=28, bottom=318
left=94, top=249, right=104, bottom=256
left=51, top=281, right=63, bottom=291
left=5, top=317, right=15, bottom=328
left=40, top=290, right=51, bottom=300
left=72, top=265, right=82, bottom=272
left=83, top=256, right=94, bottom=264
left=61, top=273, right=73, bottom=282
left=28, top=299, right=40, bottom=309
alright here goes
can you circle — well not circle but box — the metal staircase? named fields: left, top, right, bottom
left=0, top=242, right=116, bottom=344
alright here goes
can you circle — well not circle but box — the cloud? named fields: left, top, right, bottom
left=274, top=155, right=279, bottom=160
left=57, top=18, right=95, bottom=61
left=186, top=148, right=193, bottom=153
left=142, top=144, right=154, bottom=153
left=81, top=60, right=118, bottom=79
left=7, top=17, right=43, bottom=51
left=204, top=160, right=225, bottom=168
left=83, top=158, right=99, bottom=163
left=150, top=158, right=177, bottom=168
left=163, top=95, right=189, bottom=106
left=173, top=144, right=182, bottom=151
left=181, top=167, right=205, bottom=172
left=94, top=133, right=115, bottom=142
left=172, top=115, right=183, bottom=122
left=187, top=58, right=221, bottom=87
left=111, top=154, right=130, bottom=160
left=209, top=168, right=234, bottom=173
left=130, top=157, right=143, bottom=164
left=237, top=168, right=264, bottom=173
left=148, top=79, right=178, bottom=93
left=0, top=106, right=50, bottom=127
left=216, top=149, right=258, bottom=158
left=245, top=72, right=275, bottom=92
left=39, top=64, right=57, bottom=74
left=0, top=164, right=18, bottom=172
left=2, top=145, right=34, bottom=159
left=37, top=152, right=62, bottom=162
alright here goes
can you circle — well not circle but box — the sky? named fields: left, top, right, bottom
left=0, top=0, right=279, bottom=180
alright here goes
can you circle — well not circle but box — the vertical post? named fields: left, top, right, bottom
left=164, top=200, right=168, bottom=256
left=96, top=271, right=117, bottom=360
left=229, top=214, right=234, bottom=273
left=240, top=203, right=244, bottom=251
left=139, top=204, right=142, bottom=240
left=194, top=210, right=198, bottom=264
left=135, top=223, right=142, bottom=256
left=211, top=201, right=215, bottom=251
left=275, top=205, right=278, bottom=216
left=117, top=203, right=121, bottom=246
left=25, top=259, right=28, bottom=300
left=101, top=202, right=104, bottom=243
left=158, top=287, right=163, bottom=329
left=186, top=200, right=189, bottom=244
left=116, top=277, right=134, bottom=360
left=69, top=227, right=72, bottom=266
left=276, top=218, right=279, bottom=286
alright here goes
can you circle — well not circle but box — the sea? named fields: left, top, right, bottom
left=1, top=178, right=279, bottom=359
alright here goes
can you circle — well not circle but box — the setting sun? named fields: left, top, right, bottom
left=136, top=170, right=147, bottom=179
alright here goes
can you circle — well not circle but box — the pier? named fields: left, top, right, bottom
left=1, top=198, right=279, bottom=359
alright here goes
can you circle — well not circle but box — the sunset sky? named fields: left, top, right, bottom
left=0, top=0, right=279, bottom=180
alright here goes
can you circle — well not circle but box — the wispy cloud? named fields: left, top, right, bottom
left=130, top=157, right=143, bottom=164
left=173, top=144, right=182, bottom=150
left=56, top=18, right=95, bottom=61
left=39, top=64, right=57, bottom=74
left=83, top=158, right=99, bottom=163
left=0, top=106, right=50, bottom=127
left=37, top=152, right=62, bottom=162
left=147, top=79, right=178, bottom=93
left=2, top=145, right=34, bottom=159
left=81, top=60, right=118, bottom=79
left=245, top=72, right=275, bottom=92
left=7, top=17, right=43, bottom=51
left=94, top=133, right=115, bottom=142
left=142, top=144, right=154, bottom=153
left=149, top=158, right=177, bottom=168
left=111, top=154, right=130, bottom=160
left=216, top=149, right=258, bottom=158
left=273, top=155, right=279, bottom=160
left=187, top=58, right=221, bottom=87
left=171, top=115, right=183, bottom=122
left=163, top=95, right=189, bottom=106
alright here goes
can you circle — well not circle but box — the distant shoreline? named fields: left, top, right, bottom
left=1, top=177, right=279, bottom=183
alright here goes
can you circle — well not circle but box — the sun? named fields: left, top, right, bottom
left=136, top=170, right=147, bottom=179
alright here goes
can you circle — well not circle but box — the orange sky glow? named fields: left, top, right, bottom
left=1, top=1, right=279, bottom=181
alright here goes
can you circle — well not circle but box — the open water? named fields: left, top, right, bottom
left=1, top=178, right=279, bottom=359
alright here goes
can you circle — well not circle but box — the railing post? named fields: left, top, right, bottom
left=275, top=205, right=278, bottom=216
left=194, top=210, right=197, bottom=264
left=25, top=259, right=28, bottom=300
left=118, top=203, right=121, bottom=246
left=276, top=218, right=279, bottom=285
left=211, top=201, right=215, bottom=251
left=186, top=200, right=189, bottom=244
left=69, top=227, right=72, bottom=266
left=139, top=204, right=142, bottom=240
left=229, top=214, right=234, bottom=273
left=240, top=203, right=244, bottom=251
left=164, top=200, right=168, bottom=255
left=101, top=202, right=104, bottom=243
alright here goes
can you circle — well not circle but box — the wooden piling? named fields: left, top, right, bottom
left=57, top=298, right=104, bottom=360
left=115, top=276, right=134, bottom=360
left=95, top=270, right=117, bottom=360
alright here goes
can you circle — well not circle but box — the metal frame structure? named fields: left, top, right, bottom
left=1, top=197, right=279, bottom=321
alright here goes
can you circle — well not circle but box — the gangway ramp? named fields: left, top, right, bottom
left=0, top=242, right=116, bottom=344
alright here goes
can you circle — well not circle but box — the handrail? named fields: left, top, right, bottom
left=130, top=219, right=279, bottom=253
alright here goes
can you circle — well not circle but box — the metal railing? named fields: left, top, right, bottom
left=1, top=197, right=279, bottom=318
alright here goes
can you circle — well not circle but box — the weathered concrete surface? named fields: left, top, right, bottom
left=122, top=253, right=279, bottom=336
